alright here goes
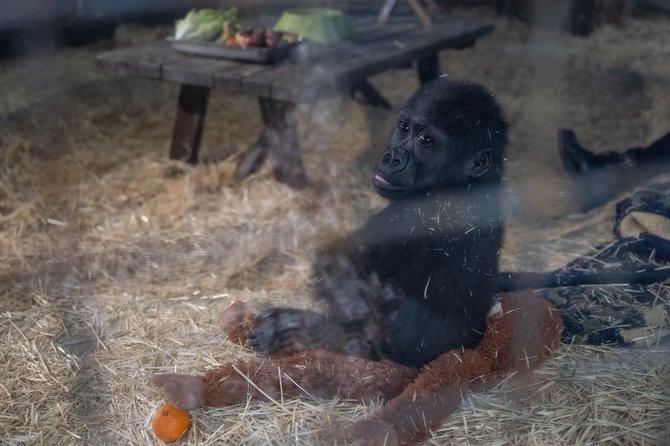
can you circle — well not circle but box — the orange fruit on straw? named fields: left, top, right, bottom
left=151, top=402, right=191, bottom=443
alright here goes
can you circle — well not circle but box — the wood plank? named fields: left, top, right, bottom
left=320, top=42, right=408, bottom=88
left=97, top=42, right=190, bottom=79
left=237, top=17, right=492, bottom=102
left=319, top=22, right=493, bottom=87
left=237, top=63, right=294, bottom=98
left=96, top=15, right=492, bottom=101
left=354, top=13, right=424, bottom=39
left=162, top=57, right=239, bottom=88
left=376, top=18, right=492, bottom=61
left=395, top=21, right=495, bottom=60
left=239, top=63, right=314, bottom=102
left=240, top=64, right=293, bottom=98
left=96, top=46, right=143, bottom=76
left=275, top=51, right=389, bottom=102
left=271, top=67, right=331, bottom=102
left=348, top=14, right=380, bottom=27
left=357, top=15, right=489, bottom=44
left=213, top=62, right=277, bottom=94
left=355, top=21, right=423, bottom=42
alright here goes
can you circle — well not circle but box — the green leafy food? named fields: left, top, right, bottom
left=274, top=8, right=353, bottom=45
left=174, top=8, right=238, bottom=41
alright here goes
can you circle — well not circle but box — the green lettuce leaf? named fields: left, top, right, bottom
left=175, top=8, right=238, bottom=41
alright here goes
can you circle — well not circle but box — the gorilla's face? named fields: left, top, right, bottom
left=373, top=79, right=505, bottom=200
left=373, top=110, right=454, bottom=199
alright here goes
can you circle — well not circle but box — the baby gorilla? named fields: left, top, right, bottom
left=245, top=78, right=507, bottom=367
left=152, top=79, right=513, bottom=442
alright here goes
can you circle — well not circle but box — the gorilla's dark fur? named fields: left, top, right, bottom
left=247, top=78, right=508, bottom=367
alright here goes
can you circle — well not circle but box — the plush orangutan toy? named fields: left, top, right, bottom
left=153, top=292, right=561, bottom=445
left=153, top=79, right=563, bottom=445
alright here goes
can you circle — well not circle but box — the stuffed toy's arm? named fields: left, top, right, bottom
left=351, top=292, right=563, bottom=446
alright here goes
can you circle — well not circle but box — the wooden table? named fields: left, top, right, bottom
left=96, top=14, right=492, bottom=188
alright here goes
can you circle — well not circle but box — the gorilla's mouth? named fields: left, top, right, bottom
left=373, top=174, right=405, bottom=190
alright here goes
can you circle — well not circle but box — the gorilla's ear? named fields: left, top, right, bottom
left=468, top=149, right=492, bottom=178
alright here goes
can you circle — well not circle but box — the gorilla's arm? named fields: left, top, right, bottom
left=242, top=234, right=399, bottom=359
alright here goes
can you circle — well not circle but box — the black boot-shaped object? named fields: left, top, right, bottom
left=559, top=129, right=640, bottom=175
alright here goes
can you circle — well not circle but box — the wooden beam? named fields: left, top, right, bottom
left=379, top=0, right=434, bottom=27
left=378, top=0, right=397, bottom=23
left=407, top=0, right=433, bottom=27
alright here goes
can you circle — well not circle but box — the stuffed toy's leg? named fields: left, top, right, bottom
left=154, top=301, right=418, bottom=408
left=153, top=350, right=419, bottom=409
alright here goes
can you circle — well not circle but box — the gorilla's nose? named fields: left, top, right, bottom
left=382, top=150, right=409, bottom=170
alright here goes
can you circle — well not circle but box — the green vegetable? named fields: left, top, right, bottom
left=174, top=8, right=238, bottom=41
left=274, top=8, right=353, bottom=45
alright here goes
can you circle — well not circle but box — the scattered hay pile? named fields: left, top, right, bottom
left=2, top=294, right=668, bottom=444
left=1, top=8, right=669, bottom=445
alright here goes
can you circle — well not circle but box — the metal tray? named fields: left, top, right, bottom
left=167, top=38, right=292, bottom=63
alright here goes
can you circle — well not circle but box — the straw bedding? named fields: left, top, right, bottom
left=1, top=7, right=669, bottom=445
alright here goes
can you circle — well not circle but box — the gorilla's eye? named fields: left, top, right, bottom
left=398, top=120, right=409, bottom=133
left=417, top=133, right=433, bottom=147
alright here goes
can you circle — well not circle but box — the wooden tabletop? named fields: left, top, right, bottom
left=97, top=14, right=493, bottom=103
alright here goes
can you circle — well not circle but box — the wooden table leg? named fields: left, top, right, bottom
left=234, top=131, right=268, bottom=182
left=350, top=80, right=391, bottom=109
left=568, top=0, right=596, bottom=36
left=417, top=53, right=441, bottom=84
left=170, top=84, right=209, bottom=164
left=236, top=97, right=307, bottom=189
